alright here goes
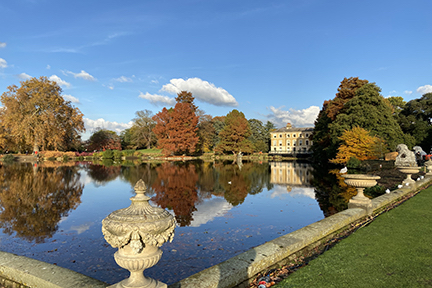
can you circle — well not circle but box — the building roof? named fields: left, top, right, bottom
left=272, top=127, right=314, bottom=133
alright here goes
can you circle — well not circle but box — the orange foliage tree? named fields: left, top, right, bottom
left=152, top=96, right=199, bottom=156
left=331, top=126, right=385, bottom=164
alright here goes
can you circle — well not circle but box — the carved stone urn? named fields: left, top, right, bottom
left=102, top=180, right=176, bottom=288
left=342, top=174, right=380, bottom=211
left=424, top=160, right=432, bottom=176
left=398, top=166, right=421, bottom=185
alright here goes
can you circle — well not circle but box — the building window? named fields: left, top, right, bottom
left=279, top=140, right=282, bottom=146
left=299, top=133, right=302, bottom=137
left=273, top=134, right=276, bottom=138
left=287, top=147, right=290, bottom=151
left=306, top=133, right=309, bottom=138
left=299, top=140, right=303, bottom=146
left=286, top=134, right=290, bottom=137
left=279, top=134, right=282, bottom=138
left=273, top=140, right=276, bottom=146
left=306, top=140, right=309, bottom=146
left=287, top=140, right=290, bottom=146
left=293, top=140, right=296, bottom=146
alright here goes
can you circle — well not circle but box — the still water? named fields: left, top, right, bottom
left=0, top=160, right=328, bottom=285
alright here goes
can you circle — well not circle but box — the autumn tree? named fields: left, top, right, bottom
left=87, top=128, right=121, bottom=151
left=175, top=91, right=198, bottom=112
left=0, top=76, right=85, bottom=152
left=215, top=110, right=253, bottom=156
left=330, top=127, right=384, bottom=164
left=152, top=92, right=199, bottom=155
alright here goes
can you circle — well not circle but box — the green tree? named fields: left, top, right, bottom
left=329, top=83, right=414, bottom=152
left=87, top=129, right=121, bottom=151
left=0, top=77, right=85, bottom=152
left=248, top=119, right=268, bottom=152
left=215, top=110, right=253, bottom=156
left=130, top=109, right=156, bottom=149
left=398, top=93, right=432, bottom=152
left=387, top=96, right=406, bottom=115
left=197, top=114, right=216, bottom=153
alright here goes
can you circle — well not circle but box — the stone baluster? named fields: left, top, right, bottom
left=102, top=179, right=176, bottom=288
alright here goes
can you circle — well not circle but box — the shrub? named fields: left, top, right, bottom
left=48, top=156, right=56, bottom=161
left=102, top=149, right=114, bottom=159
left=364, top=185, right=385, bottom=198
left=133, top=151, right=142, bottom=157
left=122, top=150, right=135, bottom=156
left=114, top=150, right=123, bottom=159
left=62, top=155, right=70, bottom=162
left=347, top=157, right=361, bottom=169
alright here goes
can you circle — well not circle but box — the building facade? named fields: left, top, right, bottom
left=270, top=123, right=313, bottom=154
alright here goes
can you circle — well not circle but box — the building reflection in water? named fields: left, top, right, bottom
left=270, top=162, right=313, bottom=191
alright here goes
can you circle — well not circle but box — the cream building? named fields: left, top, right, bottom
left=270, top=123, right=313, bottom=154
left=270, top=162, right=313, bottom=188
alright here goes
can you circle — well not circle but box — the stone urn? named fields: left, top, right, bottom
left=424, top=160, right=432, bottom=176
left=102, top=180, right=176, bottom=288
left=342, top=174, right=380, bottom=211
left=398, top=166, right=421, bottom=185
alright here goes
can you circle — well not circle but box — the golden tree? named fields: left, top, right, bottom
left=0, top=76, right=85, bottom=151
left=331, top=126, right=385, bottom=164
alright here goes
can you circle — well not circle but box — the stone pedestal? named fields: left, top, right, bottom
left=398, top=167, right=421, bottom=185
left=342, top=174, right=380, bottom=213
left=102, top=180, right=176, bottom=288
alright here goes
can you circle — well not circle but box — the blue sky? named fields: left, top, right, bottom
left=1, top=0, right=431, bottom=139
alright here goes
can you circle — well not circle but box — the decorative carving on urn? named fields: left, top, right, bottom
left=342, top=174, right=380, bottom=212
left=424, top=159, right=432, bottom=176
left=102, top=179, right=176, bottom=288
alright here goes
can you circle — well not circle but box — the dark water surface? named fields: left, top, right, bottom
left=0, top=161, right=325, bottom=285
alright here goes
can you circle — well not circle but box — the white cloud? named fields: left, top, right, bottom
left=0, top=42, right=6, bottom=48
left=138, top=92, right=176, bottom=106
left=270, top=185, right=316, bottom=200
left=84, top=117, right=133, bottom=134
left=417, top=85, right=432, bottom=95
left=267, top=105, right=320, bottom=128
left=46, top=65, right=51, bottom=70
left=114, top=76, right=133, bottom=83
left=49, top=75, right=71, bottom=88
left=161, top=77, right=238, bottom=106
left=189, top=197, right=233, bottom=227
left=17, top=73, right=32, bottom=80
left=404, top=90, right=412, bottom=95
left=66, top=70, right=96, bottom=81
left=63, top=94, right=80, bottom=103
left=0, top=58, right=7, bottom=68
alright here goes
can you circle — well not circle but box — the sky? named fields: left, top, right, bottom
left=1, top=0, right=431, bottom=140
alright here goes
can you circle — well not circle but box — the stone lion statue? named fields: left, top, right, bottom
left=395, top=144, right=417, bottom=167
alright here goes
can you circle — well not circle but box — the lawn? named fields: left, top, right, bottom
left=274, top=185, right=432, bottom=288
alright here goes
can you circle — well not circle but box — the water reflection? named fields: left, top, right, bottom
left=0, top=162, right=83, bottom=243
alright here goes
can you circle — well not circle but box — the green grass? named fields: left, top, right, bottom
left=275, top=186, right=432, bottom=288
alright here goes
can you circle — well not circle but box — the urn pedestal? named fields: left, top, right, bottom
left=398, top=167, right=421, bottom=185
left=102, top=180, right=176, bottom=288
left=342, top=174, right=380, bottom=213
left=424, top=160, right=432, bottom=176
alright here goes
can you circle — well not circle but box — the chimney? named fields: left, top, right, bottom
left=286, top=123, right=292, bottom=129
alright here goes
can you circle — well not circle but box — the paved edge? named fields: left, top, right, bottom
left=0, top=251, right=107, bottom=288
left=169, top=177, right=432, bottom=288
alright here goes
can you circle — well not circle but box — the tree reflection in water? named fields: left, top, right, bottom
left=0, top=162, right=84, bottom=243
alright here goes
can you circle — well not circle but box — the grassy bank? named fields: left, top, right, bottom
left=273, top=185, right=432, bottom=288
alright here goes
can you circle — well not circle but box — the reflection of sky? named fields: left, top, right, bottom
left=189, top=197, right=233, bottom=227
left=270, top=185, right=316, bottom=199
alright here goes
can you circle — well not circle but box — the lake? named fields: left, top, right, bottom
left=0, top=160, right=330, bottom=285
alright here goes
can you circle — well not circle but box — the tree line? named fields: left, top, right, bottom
left=311, top=77, right=432, bottom=165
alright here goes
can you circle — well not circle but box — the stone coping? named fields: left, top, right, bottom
left=169, top=176, right=432, bottom=288
left=0, top=252, right=107, bottom=288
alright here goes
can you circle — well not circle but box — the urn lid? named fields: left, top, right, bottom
left=102, top=179, right=176, bottom=251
